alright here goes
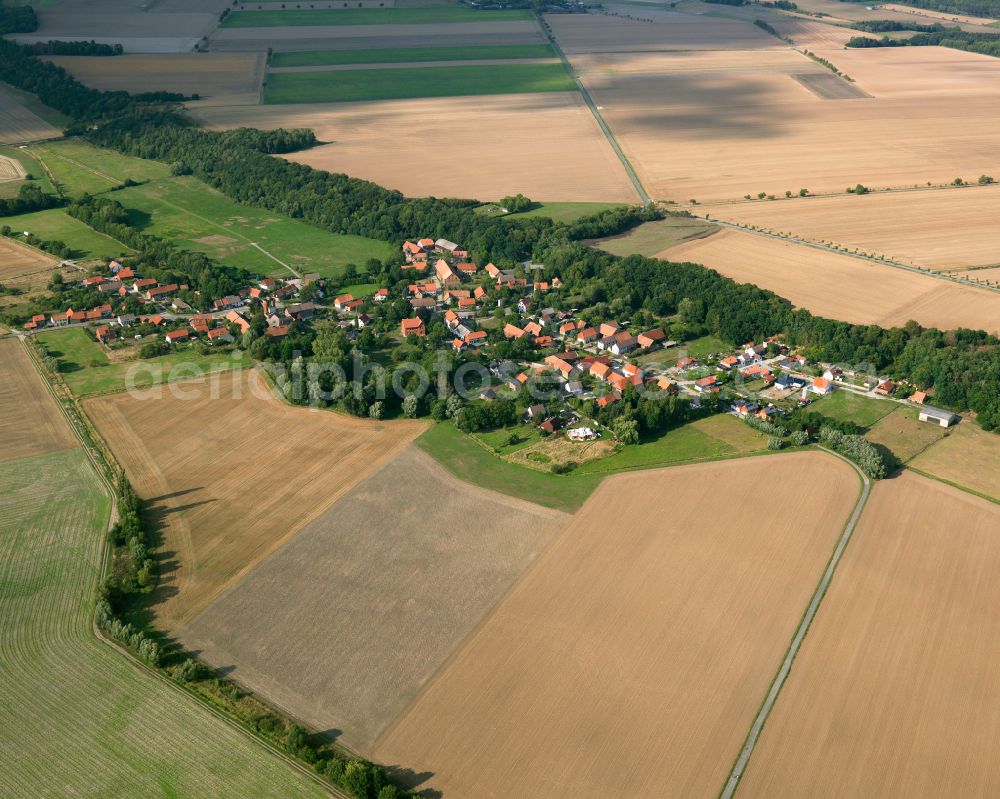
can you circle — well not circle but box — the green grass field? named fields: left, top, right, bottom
left=575, top=414, right=767, bottom=475
left=417, top=422, right=602, bottom=512
left=506, top=201, right=629, bottom=224
left=418, top=414, right=769, bottom=511
left=263, top=62, right=575, bottom=103
left=37, top=327, right=254, bottom=398
left=0, top=448, right=329, bottom=798
left=224, top=7, right=531, bottom=26
left=811, top=390, right=897, bottom=428
left=28, top=140, right=170, bottom=198
left=111, top=176, right=393, bottom=278
left=5, top=207, right=130, bottom=260
left=271, top=44, right=555, bottom=67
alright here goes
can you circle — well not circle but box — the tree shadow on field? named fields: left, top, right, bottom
left=381, top=764, right=440, bottom=797
left=588, top=70, right=798, bottom=141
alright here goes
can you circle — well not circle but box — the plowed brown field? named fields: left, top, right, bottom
left=373, top=451, right=859, bottom=799
left=48, top=54, right=266, bottom=106
left=179, top=446, right=568, bottom=751
left=738, top=471, right=1000, bottom=798
left=661, top=228, right=1000, bottom=333
left=85, top=370, right=425, bottom=629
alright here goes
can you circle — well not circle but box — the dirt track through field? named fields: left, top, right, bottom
left=736, top=471, right=1000, bottom=797
left=374, top=451, right=859, bottom=799
left=85, top=370, right=425, bottom=630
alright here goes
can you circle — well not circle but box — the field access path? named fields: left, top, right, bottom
left=700, top=217, right=1000, bottom=295
left=538, top=13, right=650, bottom=205
left=721, top=447, right=871, bottom=798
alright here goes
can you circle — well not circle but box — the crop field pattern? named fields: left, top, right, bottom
left=194, top=96, right=640, bottom=202
left=0, top=85, right=61, bottom=144
left=550, top=12, right=1000, bottom=204
left=660, top=228, right=1000, bottom=333
left=738, top=472, right=1000, bottom=797
left=48, top=53, right=267, bottom=107
left=179, top=446, right=568, bottom=750
left=0, top=339, right=76, bottom=462
left=262, top=62, right=575, bottom=103
left=374, top=452, right=859, bottom=799
left=85, top=370, right=426, bottom=630
left=710, top=185, right=1000, bottom=272
left=0, top=449, right=329, bottom=799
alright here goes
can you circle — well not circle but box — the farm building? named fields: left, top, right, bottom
left=918, top=406, right=958, bottom=428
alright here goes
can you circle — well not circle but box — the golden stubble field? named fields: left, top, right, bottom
left=0, top=235, right=57, bottom=282
left=559, top=24, right=1000, bottom=202
left=48, top=54, right=266, bottom=106
left=708, top=185, right=1000, bottom=271
left=661, top=228, right=1000, bottom=333
left=85, top=370, right=426, bottom=629
left=0, top=339, right=77, bottom=463
left=193, top=93, right=640, bottom=202
left=373, top=451, right=859, bottom=799
left=738, top=471, right=1000, bottom=798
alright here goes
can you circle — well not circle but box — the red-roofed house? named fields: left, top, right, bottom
left=165, top=329, right=190, bottom=344
left=401, top=318, right=426, bottom=338
left=637, top=328, right=666, bottom=349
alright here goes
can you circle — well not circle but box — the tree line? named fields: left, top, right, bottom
left=848, top=28, right=1000, bottom=57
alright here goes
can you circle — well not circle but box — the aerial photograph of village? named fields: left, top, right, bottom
left=0, top=0, right=998, bottom=796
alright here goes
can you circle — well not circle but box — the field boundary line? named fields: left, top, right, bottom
left=536, top=13, right=651, bottom=206
left=719, top=446, right=871, bottom=798
left=904, top=464, right=1000, bottom=506
left=19, top=337, right=343, bottom=798
left=702, top=218, right=1000, bottom=294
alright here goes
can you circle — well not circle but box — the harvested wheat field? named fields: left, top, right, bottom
left=710, top=185, right=1000, bottom=271
left=0, top=86, right=60, bottom=144
left=545, top=11, right=779, bottom=54
left=738, top=471, right=1000, bottom=798
left=767, top=17, right=858, bottom=48
left=179, top=446, right=567, bottom=750
left=373, top=451, right=859, bottom=799
left=0, top=235, right=56, bottom=281
left=909, top=421, right=1000, bottom=502
left=811, top=45, right=1000, bottom=98
left=0, top=154, right=26, bottom=182
left=661, top=228, right=1000, bottom=333
left=0, top=340, right=77, bottom=463
left=48, top=54, right=266, bottom=106
left=194, top=94, right=639, bottom=202
left=85, top=370, right=425, bottom=629
left=881, top=2, right=996, bottom=25
left=568, top=40, right=1000, bottom=202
